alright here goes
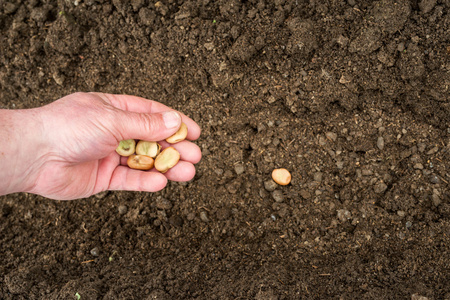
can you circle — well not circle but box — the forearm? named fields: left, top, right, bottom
left=0, top=108, right=46, bottom=195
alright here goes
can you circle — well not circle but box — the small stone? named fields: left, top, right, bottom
left=426, top=146, right=439, bottom=155
left=336, top=161, right=344, bottom=169
left=264, top=180, right=278, bottom=192
left=52, top=72, right=65, bottom=86
left=90, top=247, right=99, bottom=257
left=419, top=0, right=437, bottom=14
left=94, top=191, right=109, bottom=199
left=272, top=190, right=284, bottom=202
left=431, top=194, right=441, bottom=206
left=118, top=205, right=128, bottom=215
left=156, top=198, right=172, bottom=210
left=339, top=74, right=352, bottom=84
left=200, top=211, right=209, bottom=222
left=405, top=221, right=413, bottom=229
left=362, top=168, right=373, bottom=176
left=429, top=174, right=440, bottom=184
left=377, top=136, right=385, bottom=150
left=226, top=180, right=240, bottom=194
left=314, top=172, right=323, bottom=183
left=397, top=210, right=406, bottom=217
left=336, top=35, right=349, bottom=47
left=410, top=154, right=422, bottom=164
left=413, top=163, right=424, bottom=170
left=337, top=209, right=351, bottom=222
left=214, top=168, right=224, bottom=176
left=267, top=95, right=277, bottom=103
left=417, top=143, right=426, bottom=152
left=4, top=3, right=18, bottom=14
left=374, top=182, right=388, bottom=194
left=204, top=42, right=214, bottom=51
left=234, top=163, right=245, bottom=175
left=300, top=190, right=311, bottom=200
left=326, top=132, right=337, bottom=141
left=186, top=212, right=196, bottom=221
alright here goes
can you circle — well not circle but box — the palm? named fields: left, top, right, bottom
left=27, top=92, right=201, bottom=200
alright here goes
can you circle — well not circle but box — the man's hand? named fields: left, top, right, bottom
left=0, top=92, right=201, bottom=200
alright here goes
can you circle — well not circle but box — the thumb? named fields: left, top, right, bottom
left=116, top=110, right=182, bottom=141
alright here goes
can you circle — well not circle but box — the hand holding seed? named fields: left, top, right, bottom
left=0, top=92, right=201, bottom=200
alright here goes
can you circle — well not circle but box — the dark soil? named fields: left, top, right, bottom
left=1, top=0, right=449, bottom=299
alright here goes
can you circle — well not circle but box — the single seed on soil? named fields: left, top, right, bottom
left=116, top=139, right=136, bottom=156
left=166, top=122, right=188, bottom=144
left=127, top=154, right=154, bottom=170
left=155, top=147, right=180, bottom=173
left=136, top=140, right=161, bottom=158
left=272, top=168, right=291, bottom=185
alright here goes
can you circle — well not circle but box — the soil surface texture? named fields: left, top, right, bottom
left=1, top=0, right=450, bottom=299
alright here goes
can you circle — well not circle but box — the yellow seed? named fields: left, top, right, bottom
left=136, top=141, right=161, bottom=158
left=127, top=155, right=154, bottom=170
left=116, top=139, right=136, bottom=156
left=272, top=168, right=291, bottom=185
left=155, top=147, right=180, bottom=173
left=165, top=122, right=188, bottom=144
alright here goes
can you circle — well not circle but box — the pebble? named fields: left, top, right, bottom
left=94, top=191, right=109, bottom=199
left=186, top=212, right=196, bottom=221
left=377, top=136, right=385, bottom=150
left=413, top=163, right=424, bottom=170
left=417, top=143, right=426, bottom=153
left=156, top=198, right=172, bottom=210
left=397, top=210, right=406, bottom=217
left=318, top=136, right=327, bottom=146
left=362, top=168, right=373, bottom=176
left=267, top=95, right=276, bottom=104
left=264, top=180, right=278, bottom=192
left=118, top=205, right=128, bottom=215
left=426, top=146, right=438, bottom=155
left=204, top=42, right=214, bottom=51
left=374, top=182, right=388, bottom=194
left=300, top=190, right=311, bottom=200
left=431, top=194, right=441, bottom=206
left=214, top=168, right=224, bottom=176
left=90, top=247, right=99, bottom=257
left=336, top=161, right=344, bottom=169
left=326, top=132, right=337, bottom=141
left=429, top=174, right=440, bottom=184
left=314, top=172, right=323, bottom=183
left=200, top=211, right=209, bottom=222
left=410, top=154, right=422, bottom=164
left=405, top=221, right=413, bottom=229
left=272, top=190, right=284, bottom=203
left=337, top=209, right=351, bottom=222
left=411, top=294, right=430, bottom=300
left=234, top=163, right=245, bottom=175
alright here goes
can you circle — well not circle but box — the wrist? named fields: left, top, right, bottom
left=0, top=108, right=47, bottom=195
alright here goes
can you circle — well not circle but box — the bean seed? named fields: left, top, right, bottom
left=166, top=122, right=188, bottom=144
left=271, top=168, right=291, bottom=185
left=116, top=139, right=136, bottom=156
left=136, top=141, right=161, bottom=158
left=127, top=154, right=154, bottom=170
left=155, top=147, right=180, bottom=173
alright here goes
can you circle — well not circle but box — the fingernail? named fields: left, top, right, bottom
left=163, top=111, right=181, bottom=129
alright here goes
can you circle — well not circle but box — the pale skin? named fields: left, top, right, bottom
left=0, top=92, right=202, bottom=200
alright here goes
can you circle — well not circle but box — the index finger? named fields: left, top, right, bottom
left=94, top=93, right=201, bottom=141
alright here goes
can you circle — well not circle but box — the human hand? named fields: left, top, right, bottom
left=0, top=92, right=201, bottom=200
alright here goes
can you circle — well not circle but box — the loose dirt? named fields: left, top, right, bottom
left=1, top=0, right=449, bottom=299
